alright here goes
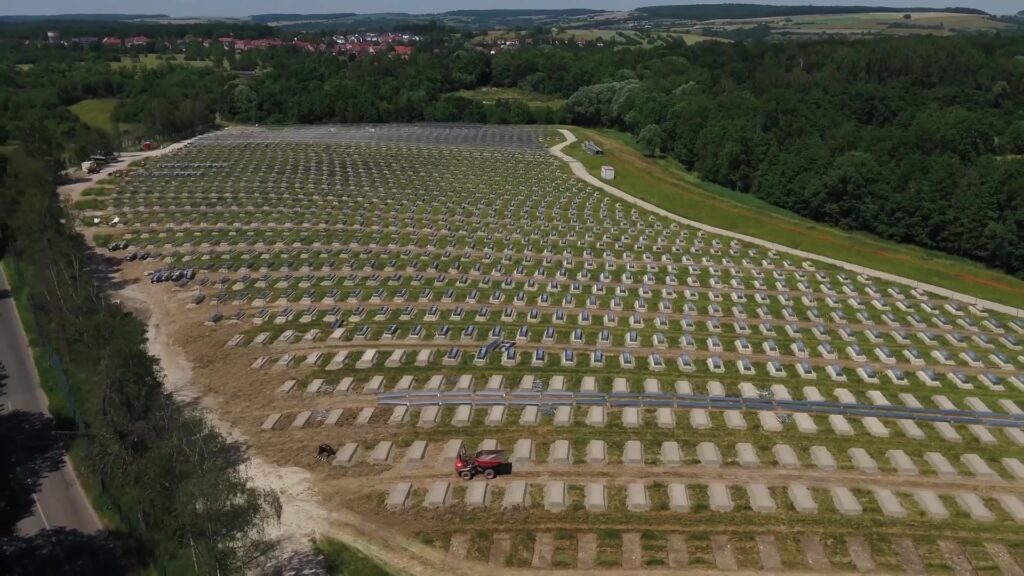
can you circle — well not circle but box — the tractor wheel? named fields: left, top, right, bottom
left=483, top=468, right=496, bottom=479
left=460, top=471, right=474, bottom=481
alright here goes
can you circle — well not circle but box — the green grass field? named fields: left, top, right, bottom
left=690, top=11, right=1012, bottom=38
left=556, top=28, right=727, bottom=47
left=455, top=87, right=565, bottom=109
left=69, top=98, right=120, bottom=133
left=112, top=54, right=212, bottom=69
left=661, top=32, right=730, bottom=44
left=314, top=537, right=393, bottom=575
left=556, top=28, right=640, bottom=41
left=563, top=127, right=1024, bottom=307
left=786, top=11, right=1010, bottom=32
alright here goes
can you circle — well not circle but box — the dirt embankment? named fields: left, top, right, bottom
left=116, top=282, right=331, bottom=560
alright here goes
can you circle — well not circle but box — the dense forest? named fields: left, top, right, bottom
left=0, top=130, right=281, bottom=576
left=0, top=148, right=282, bottom=573
left=559, top=37, right=1024, bottom=277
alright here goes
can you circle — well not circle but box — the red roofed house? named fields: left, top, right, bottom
left=124, top=36, right=151, bottom=48
left=235, top=38, right=283, bottom=51
left=102, top=36, right=123, bottom=47
left=393, top=45, right=413, bottom=57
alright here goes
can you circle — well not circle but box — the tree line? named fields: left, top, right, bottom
left=0, top=150, right=281, bottom=575
left=559, top=36, right=1024, bottom=277
left=0, top=41, right=280, bottom=576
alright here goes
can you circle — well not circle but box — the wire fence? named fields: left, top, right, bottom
left=4, top=258, right=89, bottom=441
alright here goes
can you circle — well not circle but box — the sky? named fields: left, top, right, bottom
left=0, top=0, right=1020, bottom=17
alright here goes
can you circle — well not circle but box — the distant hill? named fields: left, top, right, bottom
left=635, top=4, right=988, bottom=21
left=0, top=13, right=168, bottom=22
left=248, top=13, right=355, bottom=24
left=249, top=9, right=609, bottom=31
left=443, top=9, right=603, bottom=18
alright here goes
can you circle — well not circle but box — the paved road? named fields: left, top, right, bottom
left=0, top=267, right=102, bottom=534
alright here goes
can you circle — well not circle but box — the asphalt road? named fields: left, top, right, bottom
left=0, top=267, right=102, bottom=535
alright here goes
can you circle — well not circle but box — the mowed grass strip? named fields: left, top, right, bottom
left=454, top=87, right=565, bottom=109
left=562, top=126, right=1024, bottom=307
left=69, top=98, right=120, bottom=133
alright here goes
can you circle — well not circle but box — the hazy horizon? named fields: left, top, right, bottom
left=0, top=0, right=1020, bottom=18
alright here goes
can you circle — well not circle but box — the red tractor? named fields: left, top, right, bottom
left=455, top=446, right=506, bottom=480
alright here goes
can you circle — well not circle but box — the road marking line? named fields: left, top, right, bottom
left=32, top=494, right=50, bottom=529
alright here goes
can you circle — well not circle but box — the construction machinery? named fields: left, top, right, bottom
left=455, top=446, right=507, bottom=480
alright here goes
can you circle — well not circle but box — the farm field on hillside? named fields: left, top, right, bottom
left=685, top=11, right=1011, bottom=38
left=75, top=125, right=1024, bottom=575
left=565, top=127, right=1024, bottom=308
left=554, top=28, right=727, bottom=46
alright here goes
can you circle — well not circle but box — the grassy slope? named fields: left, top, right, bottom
left=557, top=28, right=637, bottom=41
left=562, top=127, right=1024, bottom=307
left=69, top=98, right=120, bottom=133
left=455, top=87, right=565, bottom=108
left=663, top=32, right=729, bottom=44
left=315, top=537, right=393, bottom=575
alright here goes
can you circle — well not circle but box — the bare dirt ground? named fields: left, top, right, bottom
left=667, top=534, right=688, bottom=568
left=711, top=535, right=739, bottom=571
left=893, top=538, right=927, bottom=575
left=489, top=532, right=511, bottom=567
left=532, top=532, right=555, bottom=568
left=938, top=540, right=975, bottom=576
left=985, top=543, right=1024, bottom=576
left=446, top=533, right=469, bottom=564
left=845, top=537, right=876, bottom=574
left=576, top=533, right=596, bottom=569
left=756, top=534, right=784, bottom=571
left=798, top=534, right=832, bottom=572
left=621, top=532, right=642, bottom=569
left=115, top=283, right=330, bottom=556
